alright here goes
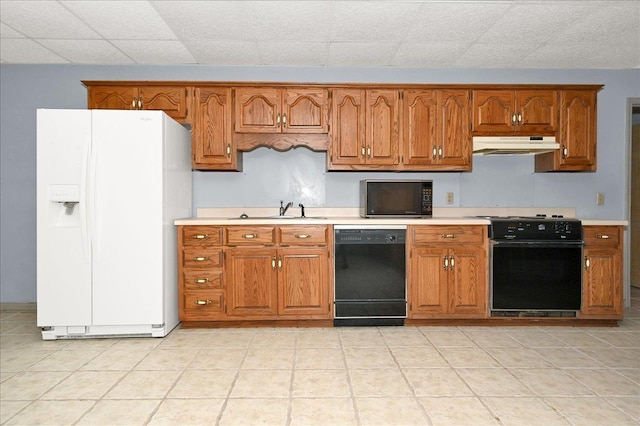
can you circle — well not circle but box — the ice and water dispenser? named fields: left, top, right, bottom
left=47, top=184, right=81, bottom=227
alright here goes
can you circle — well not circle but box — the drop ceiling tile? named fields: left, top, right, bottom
left=0, top=39, right=68, bottom=63
left=0, top=0, right=100, bottom=39
left=403, top=2, right=510, bottom=42
left=182, top=40, right=260, bottom=65
left=242, top=1, right=332, bottom=42
left=258, top=42, right=328, bottom=66
left=62, top=0, right=177, bottom=40
left=519, top=42, right=640, bottom=69
left=153, top=1, right=260, bottom=41
left=328, top=42, right=399, bottom=66
left=1, top=22, right=25, bottom=38
left=330, top=2, right=422, bottom=42
left=553, top=1, right=640, bottom=46
left=111, top=40, right=197, bottom=64
left=453, top=43, right=539, bottom=68
left=37, top=39, right=133, bottom=64
left=393, top=42, right=470, bottom=67
left=478, top=3, right=598, bottom=44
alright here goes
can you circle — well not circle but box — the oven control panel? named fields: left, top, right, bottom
left=490, top=218, right=583, bottom=241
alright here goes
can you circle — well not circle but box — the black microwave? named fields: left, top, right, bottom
left=360, top=180, right=433, bottom=218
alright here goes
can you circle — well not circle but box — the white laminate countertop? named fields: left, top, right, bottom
left=174, top=207, right=628, bottom=227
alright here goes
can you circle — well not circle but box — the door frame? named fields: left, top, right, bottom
left=624, top=97, right=640, bottom=306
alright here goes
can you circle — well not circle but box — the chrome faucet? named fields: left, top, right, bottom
left=279, top=200, right=293, bottom=216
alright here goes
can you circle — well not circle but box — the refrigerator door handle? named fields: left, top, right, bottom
left=80, top=137, right=91, bottom=263
left=88, top=131, right=99, bottom=260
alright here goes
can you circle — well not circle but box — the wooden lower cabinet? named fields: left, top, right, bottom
left=178, top=224, right=332, bottom=324
left=278, top=248, right=330, bottom=317
left=225, top=248, right=278, bottom=317
left=580, top=226, right=623, bottom=319
left=177, top=226, right=225, bottom=321
left=408, top=225, right=487, bottom=318
left=226, top=247, right=330, bottom=319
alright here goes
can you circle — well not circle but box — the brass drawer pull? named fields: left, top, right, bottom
left=194, top=278, right=209, bottom=284
left=242, top=233, right=258, bottom=239
left=441, top=234, right=456, bottom=239
left=272, top=257, right=276, bottom=270
left=193, top=234, right=209, bottom=239
left=595, top=234, right=610, bottom=239
left=194, top=299, right=212, bottom=305
left=295, top=234, right=311, bottom=239
left=584, top=256, right=590, bottom=270
left=443, top=256, right=449, bottom=270
left=194, top=256, right=209, bottom=262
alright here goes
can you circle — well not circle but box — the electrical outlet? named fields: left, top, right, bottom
left=446, top=192, right=454, bottom=205
left=596, top=192, right=605, bottom=205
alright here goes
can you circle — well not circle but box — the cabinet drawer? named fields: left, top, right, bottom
left=411, top=225, right=486, bottom=245
left=226, top=226, right=276, bottom=245
left=279, top=225, right=328, bottom=246
left=583, top=226, right=620, bottom=246
left=183, top=270, right=223, bottom=290
left=181, top=226, right=222, bottom=246
left=183, top=291, right=224, bottom=315
left=182, top=247, right=223, bottom=268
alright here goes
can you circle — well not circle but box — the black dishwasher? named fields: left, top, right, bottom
left=334, top=226, right=407, bottom=326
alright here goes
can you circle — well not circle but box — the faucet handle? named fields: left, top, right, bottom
left=299, top=203, right=305, bottom=218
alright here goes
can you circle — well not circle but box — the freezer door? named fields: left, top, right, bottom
left=36, top=109, right=93, bottom=326
left=90, top=110, right=164, bottom=325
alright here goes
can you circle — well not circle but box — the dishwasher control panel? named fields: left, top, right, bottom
left=335, top=229, right=406, bottom=244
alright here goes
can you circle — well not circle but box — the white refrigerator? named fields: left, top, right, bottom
left=36, top=109, right=192, bottom=340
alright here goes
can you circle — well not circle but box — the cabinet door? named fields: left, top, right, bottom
left=517, top=90, right=557, bottom=133
left=138, top=86, right=190, bottom=121
left=472, top=90, right=515, bottom=133
left=88, top=86, right=137, bottom=110
left=226, top=248, right=278, bottom=317
left=534, top=89, right=598, bottom=172
left=278, top=248, right=330, bottom=317
left=409, top=248, right=448, bottom=316
left=283, top=89, right=328, bottom=134
left=329, top=89, right=366, bottom=166
left=402, top=89, right=437, bottom=166
left=582, top=247, right=622, bottom=318
left=558, top=90, right=597, bottom=169
left=366, top=89, right=399, bottom=165
left=437, top=89, right=471, bottom=169
left=234, top=87, right=281, bottom=133
left=448, top=248, right=486, bottom=316
left=192, top=87, right=238, bottom=170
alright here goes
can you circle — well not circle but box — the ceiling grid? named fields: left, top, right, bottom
left=0, top=0, right=638, bottom=69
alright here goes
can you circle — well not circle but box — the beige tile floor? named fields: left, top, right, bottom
left=1, top=289, right=638, bottom=426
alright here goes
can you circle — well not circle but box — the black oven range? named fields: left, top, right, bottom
left=486, top=215, right=584, bottom=317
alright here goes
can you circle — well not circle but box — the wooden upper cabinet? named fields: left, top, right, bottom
left=329, top=89, right=366, bottom=166
left=402, top=89, right=471, bottom=171
left=535, top=90, right=597, bottom=172
left=472, top=89, right=557, bottom=134
left=88, top=86, right=138, bottom=110
left=191, top=87, right=240, bottom=171
left=329, top=88, right=398, bottom=169
left=234, top=87, right=328, bottom=134
left=366, top=89, right=400, bottom=165
left=86, top=84, right=190, bottom=123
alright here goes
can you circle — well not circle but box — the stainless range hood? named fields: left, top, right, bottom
left=473, top=136, right=559, bottom=155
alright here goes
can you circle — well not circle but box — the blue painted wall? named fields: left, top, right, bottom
left=1, top=64, right=638, bottom=302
